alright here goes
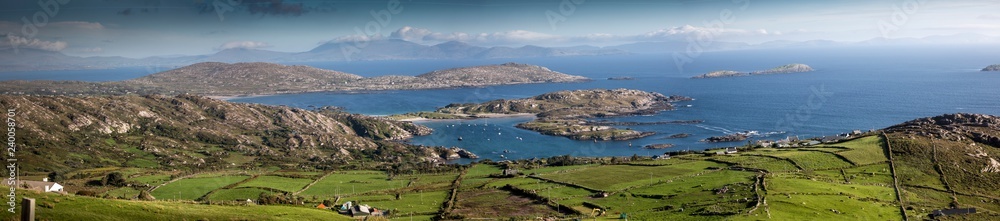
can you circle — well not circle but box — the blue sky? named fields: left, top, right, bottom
left=1, top=0, right=998, bottom=57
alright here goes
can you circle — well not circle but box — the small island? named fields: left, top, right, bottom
left=393, top=89, right=693, bottom=141
left=983, top=64, right=1000, bottom=71
left=607, top=77, right=635, bottom=80
left=692, top=64, right=814, bottom=79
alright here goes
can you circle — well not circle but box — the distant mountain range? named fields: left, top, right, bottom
left=2, top=33, right=999, bottom=72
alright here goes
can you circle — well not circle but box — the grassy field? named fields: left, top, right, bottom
left=1, top=191, right=352, bottom=221
left=39, top=135, right=991, bottom=220
left=538, top=161, right=724, bottom=191
left=151, top=175, right=250, bottom=200
left=206, top=187, right=277, bottom=201
left=298, top=171, right=405, bottom=197
left=237, top=175, right=314, bottom=193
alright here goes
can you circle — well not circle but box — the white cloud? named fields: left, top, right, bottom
left=216, top=41, right=272, bottom=50
left=4, top=35, right=67, bottom=51
left=389, top=26, right=433, bottom=42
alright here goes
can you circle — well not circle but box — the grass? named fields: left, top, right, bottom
left=767, top=174, right=896, bottom=202
left=207, top=187, right=277, bottom=201
left=465, top=164, right=502, bottom=178
left=764, top=151, right=854, bottom=171
left=238, top=175, right=313, bottom=193
left=344, top=190, right=450, bottom=215
left=298, top=171, right=405, bottom=197
left=0, top=191, right=352, bottom=221
left=151, top=175, right=249, bottom=200
left=538, top=161, right=724, bottom=191
left=130, top=174, right=172, bottom=186
left=762, top=194, right=902, bottom=221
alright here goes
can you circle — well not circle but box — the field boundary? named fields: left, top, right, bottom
left=294, top=171, right=333, bottom=195
left=882, top=132, right=908, bottom=221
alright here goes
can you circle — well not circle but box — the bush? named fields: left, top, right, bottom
left=102, top=172, right=127, bottom=187
left=76, top=190, right=98, bottom=197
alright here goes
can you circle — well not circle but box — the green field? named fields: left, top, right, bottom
left=151, top=175, right=250, bottom=200
left=538, top=161, right=724, bottom=191
left=299, top=171, right=408, bottom=197
left=238, top=175, right=314, bottom=193
left=762, top=150, right=854, bottom=170
left=207, top=187, right=277, bottom=201
left=1, top=191, right=351, bottom=221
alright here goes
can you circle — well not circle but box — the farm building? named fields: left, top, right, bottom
left=6, top=179, right=65, bottom=193
left=930, top=208, right=976, bottom=218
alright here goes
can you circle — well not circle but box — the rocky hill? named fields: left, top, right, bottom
left=692, top=64, right=813, bottom=79
left=983, top=64, right=1000, bottom=71
left=416, top=62, right=588, bottom=86
left=882, top=113, right=1000, bottom=217
left=0, top=62, right=590, bottom=97
left=0, top=94, right=471, bottom=172
left=127, top=62, right=364, bottom=95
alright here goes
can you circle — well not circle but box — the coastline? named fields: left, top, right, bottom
left=398, top=113, right=537, bottom=122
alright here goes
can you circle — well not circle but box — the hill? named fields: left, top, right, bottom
left=1, top=94, right=470, bottom=173
left=883, top=113, right=1000, bottom=220
left=127, top=62, right=364, bottom=95
left=0, top=62, right=590, bottom=96
left=983, top=64, right=1000, bottom=71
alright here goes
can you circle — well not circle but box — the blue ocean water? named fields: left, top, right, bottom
left=235, top=46, right=1000, bottom=161
left=4, top=46, right=998, bottom=161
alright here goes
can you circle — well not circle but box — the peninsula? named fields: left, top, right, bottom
left=983, top=64, right=1000, bottom=71
left=0, top=62, right=589, bottom=97
left=692, top=63, right=814, bottom=79
left=394, top=89, right=693, bottom=141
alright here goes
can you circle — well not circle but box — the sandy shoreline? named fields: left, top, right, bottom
left=398, top=113, right=537, bottom=122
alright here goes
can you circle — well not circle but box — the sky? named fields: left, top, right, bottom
left=0, top=0, right=997, bottom=58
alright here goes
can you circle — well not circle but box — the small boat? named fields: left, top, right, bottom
left=503, top=149, right=509, bottom=153
left=457, top=136, right=463, bottom=141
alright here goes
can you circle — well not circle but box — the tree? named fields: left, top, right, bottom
left=47, top=171, right=66, bottom=182
left=101, top=172, right=127, bottom=187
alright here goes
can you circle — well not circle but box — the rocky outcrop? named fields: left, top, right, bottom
left=750, top=64, right=814, bottom=75
left=983, top=64, right=1000, bottom=71
left=885, top=113, right=1000, bottom=147
left=703, top=134, right=749, bottom=143
left=692, top=71, right=745, bottom=79
left=692, top=64, right=813, bottom=79
left=644, top=144, right=675, bottom=149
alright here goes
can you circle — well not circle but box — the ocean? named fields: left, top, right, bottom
left=6, top=45, right=1000, bottom=161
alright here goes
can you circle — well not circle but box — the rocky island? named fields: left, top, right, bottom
left=983, top=64, right=1000, bottom=71
left=692, top=63, right=814, bottom=79
left=394, top=89, right=693, bottom=141
left=0, top=62, right=590, bottom=97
